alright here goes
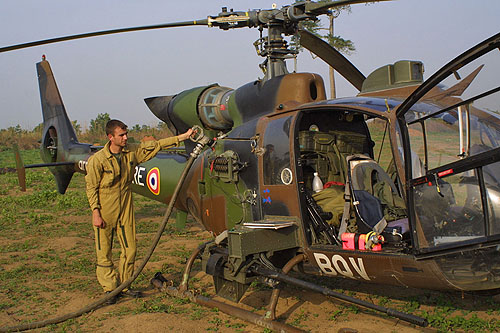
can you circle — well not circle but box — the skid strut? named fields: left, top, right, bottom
left=152, top=269, right=304, bottom=332
left=252, top=265, right=428, bottom=327
left=265, top=254, right=307, bottom=320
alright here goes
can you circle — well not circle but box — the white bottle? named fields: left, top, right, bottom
left=312, top=172, right=323, bottom=193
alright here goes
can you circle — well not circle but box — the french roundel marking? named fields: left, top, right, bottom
left=146, top=167, right=160, bottom=195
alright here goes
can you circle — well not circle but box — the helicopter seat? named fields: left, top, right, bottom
left=347, top=155, right=408, bottom=240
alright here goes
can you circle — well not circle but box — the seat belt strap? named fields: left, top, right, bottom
left=338, top=155, right=354, bottom=238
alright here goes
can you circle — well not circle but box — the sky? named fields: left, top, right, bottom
left=0, top=0, right=499, bottom=130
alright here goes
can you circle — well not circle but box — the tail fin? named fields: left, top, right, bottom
left=37, top=57, right=91, bottom=193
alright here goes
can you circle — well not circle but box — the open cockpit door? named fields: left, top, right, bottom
left=395, top=33, right=500, bottom=271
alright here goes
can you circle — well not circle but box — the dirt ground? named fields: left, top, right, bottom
left=0, top=220, right=421, bottom=333
left=0, top=170, right=499, bottom=333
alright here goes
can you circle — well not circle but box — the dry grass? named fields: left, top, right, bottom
left=0, top=125, right=174, bottom=151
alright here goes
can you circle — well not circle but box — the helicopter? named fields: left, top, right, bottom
left=2, top=0, right=500, bottom=331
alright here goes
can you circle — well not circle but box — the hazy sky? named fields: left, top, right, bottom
left=0, top=0, right=499, bottom=130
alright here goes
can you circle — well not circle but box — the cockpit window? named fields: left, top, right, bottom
left=403, top=48, right=500, bottom=173
left=263, top=116, right=292, bottom=185
left=413, top=169, right=486, bottom=248
left=407, top=104, right=500, bottom=172
left=365, top=117, right=394, bottom=173
left=403, top=48, right=500, bottom=252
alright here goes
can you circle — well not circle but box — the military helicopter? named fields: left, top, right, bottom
left=2, top=0, right=500, bottom=331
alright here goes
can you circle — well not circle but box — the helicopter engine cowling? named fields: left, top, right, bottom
left=144, top=72, right=327, bottom=146
left=145, top=84, right=234, bottom=135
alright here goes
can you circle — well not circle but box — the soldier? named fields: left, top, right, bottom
left=85, top=119, right=192, bottom=303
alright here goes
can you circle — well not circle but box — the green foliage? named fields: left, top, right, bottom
left=157, top=121, right=170, bottom=132
left=131, top=124, right=152, bottom=132
left=32, top=122, right=44, bottom=134
left=56, top=191, right=89, bottom=211
left=324, top=34, right=355, bottom=55
left=292, top=2, right=355, bottom=55
left=422, top=310, right=500, bottom=332
left=88, top=112, right=110, bottom=137
left=71, top=120, right=81, bottom=135
left=1, top=118, right=173, bottom=151
left=0, top=126, right=39, bottom=149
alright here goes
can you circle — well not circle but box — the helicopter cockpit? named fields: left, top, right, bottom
left=290, top=106, right=410, bottom=250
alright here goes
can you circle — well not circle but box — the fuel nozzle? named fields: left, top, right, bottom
left=189, top=125, right=213, bottom=158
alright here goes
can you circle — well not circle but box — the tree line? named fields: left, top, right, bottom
left=0, top=113, right=172, bottom=150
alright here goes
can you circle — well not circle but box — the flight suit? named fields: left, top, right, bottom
left=85, top=136, right=179, bottom=292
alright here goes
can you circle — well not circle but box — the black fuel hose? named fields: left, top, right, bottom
left=0, top=152, right=198, bottom=332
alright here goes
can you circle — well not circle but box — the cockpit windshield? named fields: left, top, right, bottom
left=397, top=37, right=500, bottom=290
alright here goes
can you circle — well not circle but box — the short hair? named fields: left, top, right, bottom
left=106, top=119, right=128, bottom=136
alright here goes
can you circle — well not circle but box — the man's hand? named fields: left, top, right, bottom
left=92, top=209, right=106, bottom=228
left=178, top=128, right=194, bottom=141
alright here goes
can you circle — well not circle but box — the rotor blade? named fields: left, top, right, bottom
left=0, top=19, right=208, bottom=53
left=298, top=29, right=365, bottom=91
left=306, top=0, right=392, bottom=15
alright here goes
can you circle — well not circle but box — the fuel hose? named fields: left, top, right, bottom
left=0, top=135, right=204, bottom=332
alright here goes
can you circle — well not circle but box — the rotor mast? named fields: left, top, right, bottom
left=254, top=9, right=299, bottom=81
left=208, top=3, right=317, bottom=82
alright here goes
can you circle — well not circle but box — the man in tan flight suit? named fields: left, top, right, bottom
left=85, top=119, right=192, bottom=302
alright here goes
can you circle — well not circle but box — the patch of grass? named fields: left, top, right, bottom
left=0, top=148, right=41, bottom=168
left=68, top=257, right=94, bottom=274
left=207, top=316, right=223, bottom=331
left=291, top=309, right=309, bottom=327
left=0, top=239, right=39, bottom=253
left=400, top=298, right=421, bottom=314
left=135, top=296, right=187, bottom=315
left=423, top=310, right=500, bottom=332
left=136, top=220, right=160, bottom=234
left=168, top=245, right=191, bottom=258
left=328, top=309, right=345, bottom=321
left=60, top=278, right=96, bottom=293
left=0, top=301, right=14, bottom=310
left=249, top=280, right=272, bottom=292
left=173, top=297, right=190, bottom=305
left=190, top=305, right=208, bottom=320
left=57, top=192, right=89, bottom=211
left=224, top=321, right=246, bottom=330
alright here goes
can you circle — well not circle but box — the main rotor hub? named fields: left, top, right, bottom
left=254, top=20, right=299, bottom=80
